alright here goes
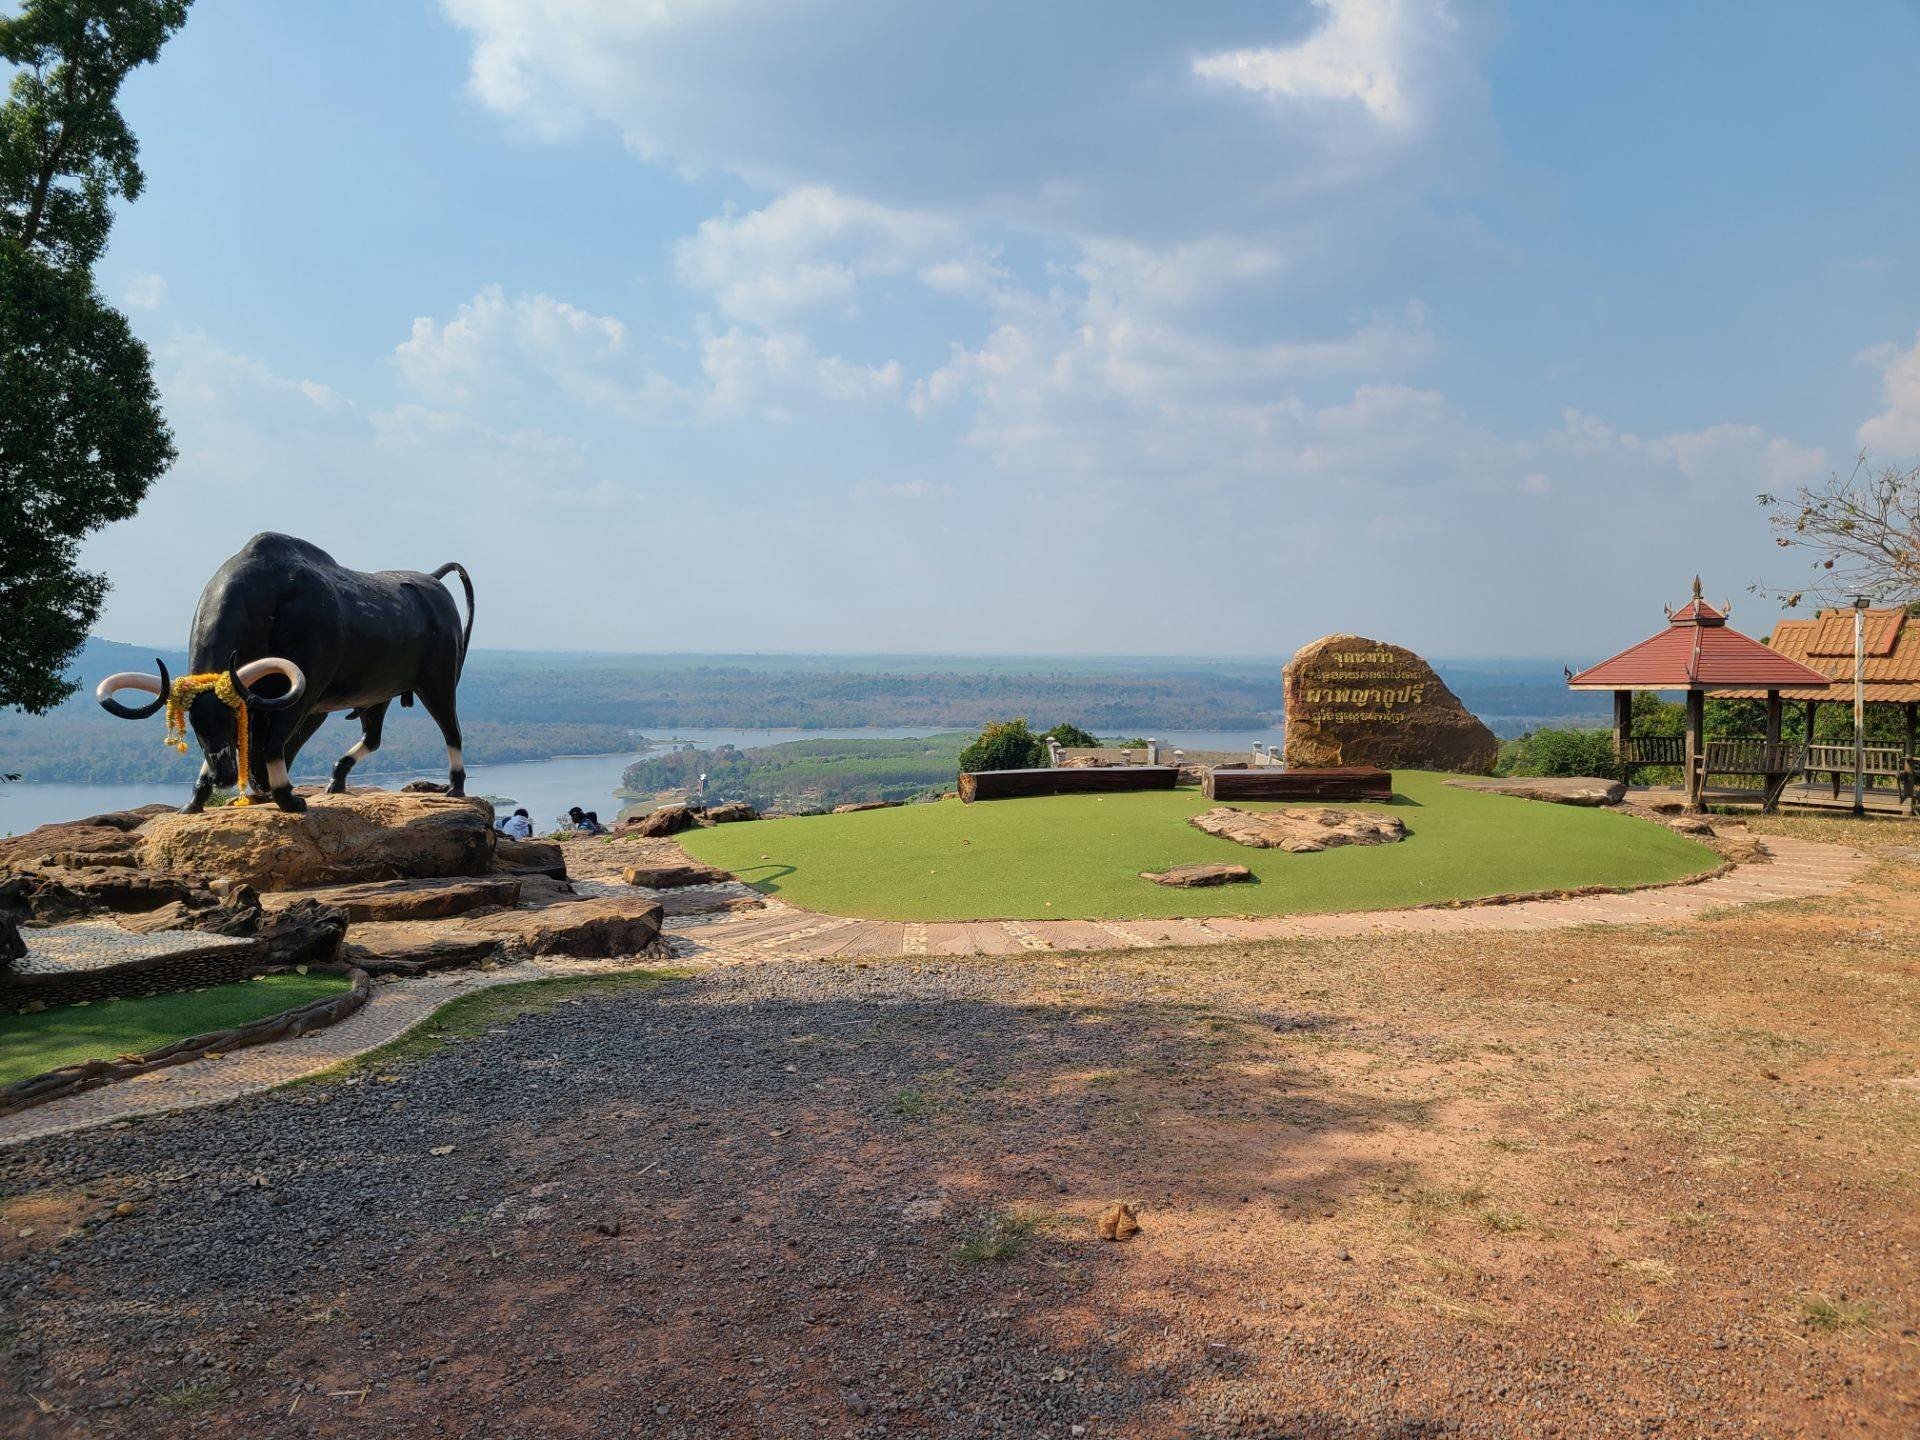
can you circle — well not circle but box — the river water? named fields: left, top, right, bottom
left=0, top=726, right=1289, bottom=836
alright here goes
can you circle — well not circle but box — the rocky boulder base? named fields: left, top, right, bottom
left=621, top=861, right=733, bottom=889
left=1282, top=634, right=1498, bottom=774
left=465, top=896, right=664, bottom=959
left=1190, top=806, right=1408, bottom=853
left=1446, top=776, right=1626, bottom=807
left=140, top=791, right=495, bottom=891
left=1140, top=863, right=1253, bottom=888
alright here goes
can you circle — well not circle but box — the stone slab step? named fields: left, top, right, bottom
left=262, top=875, right=523, bottom=923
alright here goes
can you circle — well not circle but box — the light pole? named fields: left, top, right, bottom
left=1852, top=595, right=1869, bottom=816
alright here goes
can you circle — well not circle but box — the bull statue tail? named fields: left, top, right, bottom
left=431, top=562, right=475, bottom=659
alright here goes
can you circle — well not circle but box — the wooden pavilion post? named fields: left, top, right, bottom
left=1803, top=700, right=1819, bottom=787
left=1685, top=689, right=1707, bottom=812
left=1763, top=690, right=1784, bottom=812
left=1613, top=688, right=1633, bottom=784
left=1905, top=703, right=1917, bottom=811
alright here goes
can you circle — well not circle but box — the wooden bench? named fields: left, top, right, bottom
left=957, top=766, right=1179, bottom=803
left=1202, top=766, right=1393, bottom=803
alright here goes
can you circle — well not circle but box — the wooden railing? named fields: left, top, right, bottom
left=1804, top=743, right=1911, bottom=779
left=1701, top=739, right=1805, bottom=776
left=1619, top=735, right=1684, bottom=767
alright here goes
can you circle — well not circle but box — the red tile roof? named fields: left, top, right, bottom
left=1721, top=609, right=1920, bottom=702
left=1568, top=585, right=1833, bottom=692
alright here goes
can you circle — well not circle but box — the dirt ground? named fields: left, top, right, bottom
left=2, top=813, right=1916, bottom=1438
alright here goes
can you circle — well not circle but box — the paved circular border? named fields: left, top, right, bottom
left=0, top=836, right=1864, bottom=1148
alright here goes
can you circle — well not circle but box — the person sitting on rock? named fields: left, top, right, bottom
left=576, top=810, right=607, bottom=836
left=498, top=808, right=534, bottom=840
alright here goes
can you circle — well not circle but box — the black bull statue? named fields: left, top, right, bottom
left=96, top=534, right=474, bottom=814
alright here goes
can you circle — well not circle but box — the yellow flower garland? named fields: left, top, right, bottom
left=164, top=672, right=254, bottom=806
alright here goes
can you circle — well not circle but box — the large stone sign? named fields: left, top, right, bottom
left=1282, top=635, right=1497, bottom=774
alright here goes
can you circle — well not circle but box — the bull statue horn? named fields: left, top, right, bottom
left=227, top=653, right=307, bottom=712
left=96, top=659, right=172, bottom=720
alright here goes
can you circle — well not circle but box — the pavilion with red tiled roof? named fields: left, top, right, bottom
left=1567, top=578, right=1831, bottom=811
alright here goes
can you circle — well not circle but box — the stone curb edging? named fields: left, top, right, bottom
left=0, top=963, right=370, bottom=1117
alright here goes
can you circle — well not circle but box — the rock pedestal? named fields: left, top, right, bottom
left=1282, top=635, right=1497, bottom=774
left=140, top=791, right=495, bottom=891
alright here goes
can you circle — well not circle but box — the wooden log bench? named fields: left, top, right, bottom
left=958, top=766, right=1180, bottom=803
left=1202, top=766, right=1393, bottom=803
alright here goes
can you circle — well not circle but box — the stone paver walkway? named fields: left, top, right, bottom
left=11, top=921, right=253, bottom=975
left=0, top=835, right=1865, bottom=1147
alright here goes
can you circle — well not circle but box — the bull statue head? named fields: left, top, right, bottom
left=97, top=654, right=307, bottom=793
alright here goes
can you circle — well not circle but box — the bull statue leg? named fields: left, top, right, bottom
left=253, top=705, right=314, bottom=813
left=328, top=701, right=389, bottom=794
left=417, top=686, right=466, bottom=798
left=185, top=761, right=217, bottom=815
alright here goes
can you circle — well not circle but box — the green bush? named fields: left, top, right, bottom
left=1497, top=727, right=1619, bottom=779
left=1040, top=722, right=1100, bottom=748
left=958, top=719, right=1047, bottom=772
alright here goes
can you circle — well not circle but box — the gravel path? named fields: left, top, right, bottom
left=5, top=919, right=1911, bottom=1439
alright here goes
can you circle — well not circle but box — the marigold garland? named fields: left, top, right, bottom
left=164, top=672, right=254, bottom=806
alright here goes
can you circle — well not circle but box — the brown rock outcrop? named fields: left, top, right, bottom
left=1282, top=635, right=1497, bottom=774
left=465, top=895, right=664, bottom=958
left=703, top=802, right=757, bottom=824
left=621, top=862, right=733, bottom=889
left=259, top=875, right=522, bottom=923
left=139, top=791, right=495, bottom=891
left=625, top=805, right=696, bottom=838
left=1190, top=806, right=1407, bottom=852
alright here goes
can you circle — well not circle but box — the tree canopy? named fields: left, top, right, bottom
left=1758, top=454, right=1920, bottom=610
left=0, top=0, right=187, bottom=714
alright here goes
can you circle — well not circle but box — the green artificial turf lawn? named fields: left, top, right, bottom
left=678, top=770, right=1720, bottom=922
left=0, top=972, right=351, bottom=1086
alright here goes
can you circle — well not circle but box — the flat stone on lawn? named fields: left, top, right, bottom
left=1140, top=863, right=1254, bottom=888
left=1190, top=806, right=1407, bottom=852
left=1445, top=776, right=1626, bottom=807
left=620, top=862, right=734, bottom=889
left=260, top=874, right=522, bottom=923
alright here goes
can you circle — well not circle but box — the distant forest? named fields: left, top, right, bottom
left=0, top=638, right=1606, bottom=784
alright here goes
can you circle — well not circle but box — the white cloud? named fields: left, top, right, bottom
left=124, top=272, right=168, bottom=310
left=1856, top=331, right=1920, bottom=458
left=394, top=285, right=632, bottom=408
left=674, top=186, right=987, bottom=326
left=700, top=328, right=902, bottom=419
left=1193, top=0, right=1459, bottom=132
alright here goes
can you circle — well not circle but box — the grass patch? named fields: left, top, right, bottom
left=952, top=1207, right=1048, bottom=1264
left=0, top=973, right=351, bottom=1087
left=680, top=771, right=1718, bottom=922
left=1798, top=1293, right=1879, bottom=1334
left=321, top=969, right=689, bottom=1077
left=154, top=1378, right=232, bottom=1415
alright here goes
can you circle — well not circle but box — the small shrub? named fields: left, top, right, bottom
left=1798, top=1293, right=1878, bottom=1334
left=1040, top=722, right=1100, bottom=748
left=958, top=719, right=1046, bottom=773
left=1496, top=727, right=1619, bottom=779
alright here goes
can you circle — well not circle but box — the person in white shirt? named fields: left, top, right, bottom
left=498, top=808, right=534, bottom=839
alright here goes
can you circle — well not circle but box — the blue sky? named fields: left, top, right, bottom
left=72, top=0, right=1920, bottom=658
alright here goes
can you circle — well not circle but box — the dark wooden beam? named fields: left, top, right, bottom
left=1203, top=766, right=1393, bottom=804
left=958, top=766, right=1179, bottom=803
